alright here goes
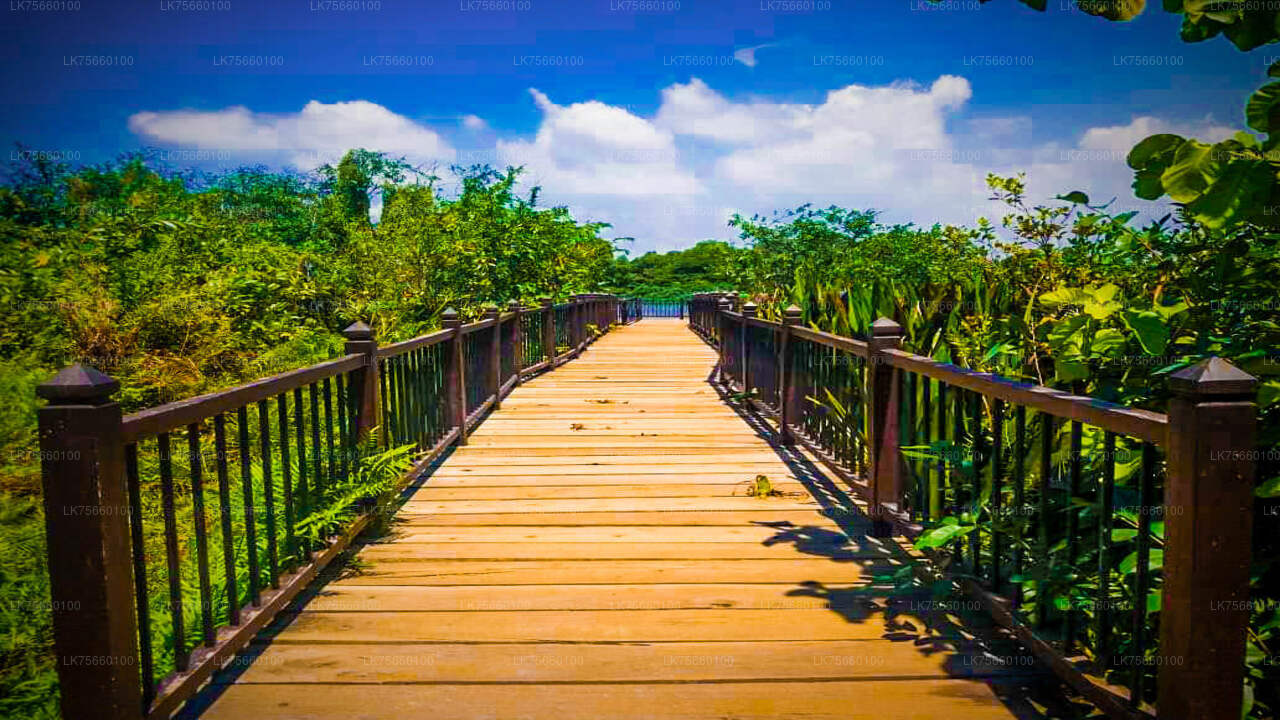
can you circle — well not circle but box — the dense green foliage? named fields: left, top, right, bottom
left=722, top=173, right=1280, bottom=716
left=605, top=240, right=738, bottom=300
left=0, top=150, right=616, bottom=718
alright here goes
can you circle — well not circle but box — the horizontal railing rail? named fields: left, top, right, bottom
left=35, top=294, right=631, bottom=720
left=688, top=291, right=1259, bottom=720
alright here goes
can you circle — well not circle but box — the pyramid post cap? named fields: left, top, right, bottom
left=743, top=302, right=758, bottom=316
left=508, top=299, right=521, bottom=309
left=539, top=296, right=553, bottom=306
left=37, top=364, right=120, bottom=404
left=870, top=317, right=903, bottom=337
left=341, top=321, right=374, bottom=341
left=1169, top=357, right=1257, bottom=398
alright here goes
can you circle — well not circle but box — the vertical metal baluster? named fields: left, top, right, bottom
left=157, top=432, right=187, bottom=669
left=212, top=417, right=238, bottom=625
left=1096, top=431, right=1117, bottom=672
left=293, top=387, right=309, bottom=550
left=991, top=399, right=1004, bottom=591
left=335, top=373, right=349, bottom=482
left=379, top=358, right=392, bottom=444
left=1037, top=413, right=1054, bottom=630
left=186, top=424, right=214, bottom=646
left=323, top=377, right=336, bottom=485
left=310, top=383, right=323, bottom=501
left=1129, top=442, right=1156, bottom=706
left=903, top=371, right=916, bottom=519
left=237, top=407, right=260, bottom=605
left=969, top=391, right=982, bottom=577
left=937, top=382, right=948, bottom=522
left=125, top=444, right=155, bottom=706
left=920, top=375, right=931, bottom=522
left=258, top=400, right=278, bottom=588
left=953, top=387, right=965, bottom=564
left=277, top=394, right=295, bottom=568
left=1012, top=405, right=1026, bottom=610
left=1064, top=419, right=1083, bottom=652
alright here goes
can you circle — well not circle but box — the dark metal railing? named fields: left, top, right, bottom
left=688, top=291, right=1259, bottom=720
left=35, top=294, right=633, bottom=720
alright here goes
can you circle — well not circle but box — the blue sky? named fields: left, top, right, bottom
left=0, top=0, right=1265, bottom=251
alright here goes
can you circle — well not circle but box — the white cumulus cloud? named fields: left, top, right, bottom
left=128, top=100, right=454, bottom=169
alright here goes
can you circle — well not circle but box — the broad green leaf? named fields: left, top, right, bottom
left=1126, top=133, right=1184, bottom=169
left=1160, top=139, right=1221, bottom=203
left=1257, top=475, right=1280, bottom=498
left=1122, top=309, right=1171, bottom=355
left=914, top=522, right=974, bottom=550
left=1055, top=359, right=1090, bottom=383
left=1118, top=549, right=1164, bottom=575
left=1057, top=190, right=1090, bottom=204
left=1082, top=283, right=1123, bottom=319
left=1246, top=81, right=1280, bottom=133
left=1090, top=327, right=1127, bottom=355
left=1111, top=528, right=1138, bottom=542
left=1076, top=0, right=1146, bottom=20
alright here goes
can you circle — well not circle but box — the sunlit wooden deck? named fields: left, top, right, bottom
left=197, top=319, right=1057, bottom=719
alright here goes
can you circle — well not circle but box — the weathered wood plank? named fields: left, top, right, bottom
left=200, top=680, right=1019, bottom=719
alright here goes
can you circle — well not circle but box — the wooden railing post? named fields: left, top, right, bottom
left=442, top=308, right=467, bottom=446
left=779, top=305, right=802, bottom=446
left=341, top=321, right=379, bottom=445
left=36, top=364, right=143, bottom=720
left=576, top=295, right=586, bottom=351
left=868, top=317, right=904, bottom=537
left=484, top=305, right=501, bottom=410
left=717, top=298, right=732, bottom=384
left=1158, top=357, right=1258, bottom=720
left=741, top=302, right=756, bottom=394
left=540, top=297, right=555, bottom=364
left=508, top=300, right=522, bottom=388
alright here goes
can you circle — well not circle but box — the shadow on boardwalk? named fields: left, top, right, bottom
left=713, top=385, right=1097, bottom=720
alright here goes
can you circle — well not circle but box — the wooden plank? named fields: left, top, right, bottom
left=384, top=525, right=872, bottom=544
left=358, top=541, right=888, bottom=561
left=267, top=608, right=909, bottom=643
left=298, top=583, right=880, bottom=612
left=394, top=509, right=864, bottom=527
left=403, top=483, right=812, bottom=500
left=200, top=679, right=1019, bottom=719
left=331, top=558, right=895, bottom=586
left=226, top=640, right=1034, bottom=684
left=398, top=497, right=826, bottom=515
left=425, top=463, right=801, bottom=477
left=413, top=473, right=805, bottom=487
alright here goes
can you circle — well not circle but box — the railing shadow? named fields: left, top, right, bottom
left=710, top=380, right=1097, bottom=720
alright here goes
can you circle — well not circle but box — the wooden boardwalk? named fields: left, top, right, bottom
left=198, top=319, right=1055, bottom=719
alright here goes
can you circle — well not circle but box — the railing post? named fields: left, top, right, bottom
left=508, top=300, right=522, bottom=388
left=540, top=297, right=555, bottom=365
left=484, top=305, right=501, bottom=410
left=442, top=308, right=467, bottom=446
left=868, top=317, right=904, bottom=537
left=779, top=305, right=802, bottom=446
left=741, top=302, right=756, bottom=394
left=568, top=295, right=580, bottom=353
left=1158, top=357, right=1257, bottom=720
left=717, top=298, right=732, bottom=384
left=36, top=364, right=143, bottom=720
left=342, top=321, right=379, bottom=445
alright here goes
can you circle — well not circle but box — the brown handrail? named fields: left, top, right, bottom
left=34, top=294, right=632, bottom=720
left=688, top=291, right=1259, bottom=720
